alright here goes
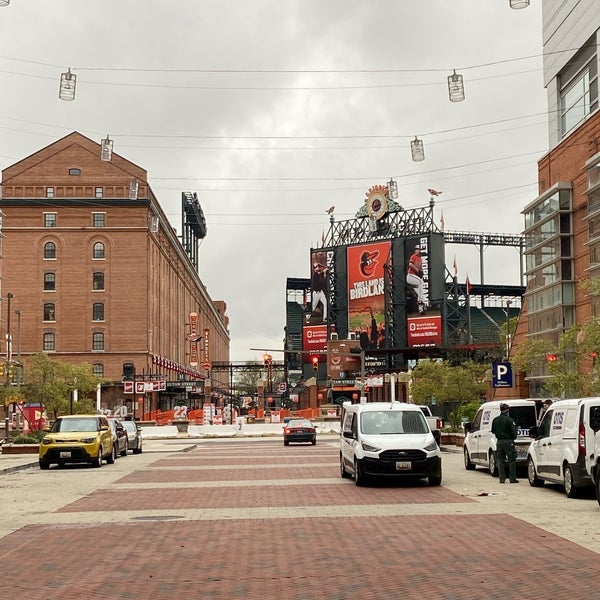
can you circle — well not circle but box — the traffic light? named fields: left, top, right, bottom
left=312, top=356, right=319, bottom=371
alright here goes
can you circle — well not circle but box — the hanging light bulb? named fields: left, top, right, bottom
left=387, top=178, right=398, bottom=200
left=59, top=68, right=77, bottom=101
left=509, top=0, right=530, bottom=8
left=100, top=135, right=113, bottom=161
left=410, top=136, right=425, bottom=162
left=129, top=179, right=139, bottom=199
left=447, top=70, right=465, bottom=102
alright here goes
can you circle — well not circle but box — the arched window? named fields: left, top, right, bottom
left=93, top=242, right=105, bottom=259
left=93, top=303, right=104, bottom=321
left=43, top=303, right=55, bottom=321
left=43, top=332, right=55, bottom=351
left=44, top=242, right=56, bottom=259
left=93, top=332, right=104, bottom=351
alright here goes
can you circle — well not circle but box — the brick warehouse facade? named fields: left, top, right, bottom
left=0, top=131, right=229, bottom=413
left=504, top=3, right=600, bottom=397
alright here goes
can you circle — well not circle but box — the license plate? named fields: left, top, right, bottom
left=60, top=451, right=71, bottom=458
left=396, top=461, right=411, bottom=470
left=517, top=451, right=527, bottom=460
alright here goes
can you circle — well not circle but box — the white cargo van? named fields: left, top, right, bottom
left=339, top=401, right=442, bottom=487
left=527, top=397, right=600, bottom=497
left=463, top=399, right=539, bottom=476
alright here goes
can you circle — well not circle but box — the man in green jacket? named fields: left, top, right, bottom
left=491, top=403, right=519, bottom=483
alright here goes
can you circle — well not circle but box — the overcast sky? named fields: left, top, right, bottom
left=0, top=1, right=546, bottom=362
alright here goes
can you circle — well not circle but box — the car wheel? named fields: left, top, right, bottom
left=489, top=451, right=498, bottom=477
left=428, top=475, right=442, bottom=486
left=120, top=444, right=127, bottom=457
left=464, top=447, right=475, bottom=470
left=354, top=458, right=368, bottom=487
left=284, top=440, right=289, bottom=446
left=527, top=457, right=543, bottom=487
left=107, top=445, right=116, bottom=464
left=340, top=453, right=351, bottom=479
left=564, top=464, right=579, bottom=498
left=39, top=459, right=50, bottom=470
left=596, top=473, right=600, bottom=507
left=93, top=448, right=103, bottom=468
left=137, top=444, right=143, bottom=454
left=311, top=439, right=316, bottom=445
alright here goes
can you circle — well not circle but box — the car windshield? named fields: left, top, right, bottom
left=53, top=418, right=98, bottom=433
left=360, top=410, right=428, bottom=435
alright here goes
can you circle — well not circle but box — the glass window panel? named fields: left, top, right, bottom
left=44, top=273, right=56, bottom=291
left=93, top=242, right=105, bottom=259
left=44, top=242, right=56, bottom=259
left=93, top=272, right=104, bottom=290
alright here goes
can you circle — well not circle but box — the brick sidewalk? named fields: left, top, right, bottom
left=1, top=440, right=599, bottom=599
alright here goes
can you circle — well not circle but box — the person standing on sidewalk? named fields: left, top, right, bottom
left=491, top=403, right=519, bottom=484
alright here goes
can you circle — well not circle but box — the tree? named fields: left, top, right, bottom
left=21, top=353, right=102, bottom=419
left=410, top=359, right=489, bottom=429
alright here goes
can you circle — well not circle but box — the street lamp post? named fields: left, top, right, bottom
left=15, top=309, right=21, bottom=385
left=4, top=293, right=14, bottom=439
left=505, top=300, right=513, bottom=359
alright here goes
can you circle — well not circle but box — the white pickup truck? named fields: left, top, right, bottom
left=418, top=405, right=442, bottom=444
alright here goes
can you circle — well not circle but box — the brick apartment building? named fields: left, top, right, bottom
left=506, top=2, right=600, bottom=397
left=0, top=131, right=229, bottom=413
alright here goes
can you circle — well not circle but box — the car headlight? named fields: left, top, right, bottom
left=42, top=437, right=53, bottom=445
left=424, top=440, right=438, bottom=452
left=361, top=441, right=381, bottom=453
left=81, top=436, right=97, bottom=444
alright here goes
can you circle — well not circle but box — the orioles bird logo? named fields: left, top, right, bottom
left=359, top=250, right=380, bottom=277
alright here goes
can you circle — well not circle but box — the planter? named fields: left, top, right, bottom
left=172, top=420, right=189, bottom=434
left=2, top=443, right=39, bottom=455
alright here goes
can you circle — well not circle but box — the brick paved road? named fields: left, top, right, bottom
left=0, top=437, right=599, bottom=599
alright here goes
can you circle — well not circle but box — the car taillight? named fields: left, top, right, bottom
left=436, top=418, right=442, bottom=430
left=578, top=423, right=586, bottom=457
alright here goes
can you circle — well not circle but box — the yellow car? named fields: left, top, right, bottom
left=39, top=414, right=115, bottom=469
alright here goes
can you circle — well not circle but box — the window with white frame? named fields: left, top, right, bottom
left=43, top=332, right=55, bottom=351
left=93, top=332, right=104, bottom=351
left=44, top=242, right=56, bottom=259
left=93, top=242, right=105, bottom=259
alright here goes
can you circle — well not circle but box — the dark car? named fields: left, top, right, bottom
left=283, top=419, right=317, bottom=446
left=122, top=420, right=143, bottom=454
left=107, top=417, right=128, bottom=457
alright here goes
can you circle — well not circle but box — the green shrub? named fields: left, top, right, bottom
left=12, top=431, right=45, bottom=444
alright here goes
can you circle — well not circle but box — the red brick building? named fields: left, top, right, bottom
left=0, top=131, right=229, bottom=413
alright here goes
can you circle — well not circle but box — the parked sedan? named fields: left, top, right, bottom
left=107, top=417, right=128, bottom=457
left=283, top=419, right=317, bottom=446
left=122, top=420, right=143, bottom=454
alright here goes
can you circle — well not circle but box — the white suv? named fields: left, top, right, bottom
left=339, top=402, right=442, bottom=487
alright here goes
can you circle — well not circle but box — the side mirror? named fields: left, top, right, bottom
left=432, top=429, right=441, bottom=446
left=529, top=425, right=539, bottom=439
left=464, top=422, right=472, bottom=433
left=343, top=430, right=354, bottom=439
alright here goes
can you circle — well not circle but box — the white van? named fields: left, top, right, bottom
left=527, top=397, right=600, bottom=497
left=339, top=402, right=442, bottom=487
left=463, top=399, right=539, bottom=476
